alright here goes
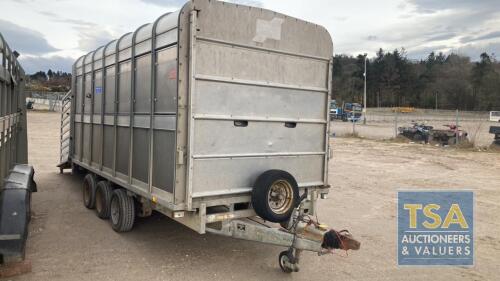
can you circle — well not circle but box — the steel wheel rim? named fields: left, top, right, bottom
left=280, top=255, right=289, bottom=268
left=110, top=197, right=119, bottom=225
left=267, top=180, right=293, bottom=214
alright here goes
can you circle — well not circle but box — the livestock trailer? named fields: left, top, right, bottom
left=1, top=32, right=36, bottom=266
left=58, top=0, right=350, bottom=272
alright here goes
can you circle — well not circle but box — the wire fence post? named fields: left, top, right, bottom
left=394, top=108, right=399, bottom=138
left=456, top=109, right=459, bottom=145
left=352, top=107, right=356, bottom=135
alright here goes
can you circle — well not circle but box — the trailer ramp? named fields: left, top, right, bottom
left=57, top=90, right=72, bottom=172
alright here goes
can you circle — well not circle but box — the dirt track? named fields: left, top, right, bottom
left=10, top=111, right=500, bottom=280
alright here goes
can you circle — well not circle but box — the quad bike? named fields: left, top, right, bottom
left=398, top=122, right=433, bottom=143
left=431, top=125, right=468, bottom=146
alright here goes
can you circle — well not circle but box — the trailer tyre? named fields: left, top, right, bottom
left=95, top=181, right=113, bottom=219
left=110, top=189, right=135, bottom=232
left=82, top=173, right=97, bottom=209
left=251, top=170, right=299, bottom=223
left=278, top=251, right=294, bottom=273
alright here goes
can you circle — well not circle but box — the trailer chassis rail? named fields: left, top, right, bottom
left=206, top=197, right=358, bottom=273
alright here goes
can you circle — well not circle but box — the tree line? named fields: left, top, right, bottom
left=332, top=49, right=500, bottom=111
left=26, top=69, right=71, bottom=92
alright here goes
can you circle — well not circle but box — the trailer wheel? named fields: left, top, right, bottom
left=82, top=173, right=97, bottom=209
left=251, top=170, right=299, bottom=223
left=95, top=181, right=113, bottom=219
left=110, top=189, right=135, bottom=232
left=278, top=251, right=294, bottom=273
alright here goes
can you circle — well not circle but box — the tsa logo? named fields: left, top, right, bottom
left=398, top=191, right=474, bottom=266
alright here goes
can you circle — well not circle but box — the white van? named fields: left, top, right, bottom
left=490, top=111, right=500, bottom=122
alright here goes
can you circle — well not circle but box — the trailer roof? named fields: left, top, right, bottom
left=74, top=0, right=333, bottom=70
left=75, top=9, right=180, bottom=68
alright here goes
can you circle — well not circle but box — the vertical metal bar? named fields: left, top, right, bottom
left=323, top=59, right=333, bottom=186
left=172, top=12, right=184, bottom=204
left=186, top=10, right=198, bottom=210
left=69, top=63, right=77, bottom=162
left=129, top=32, right=137, bottom=183
left=11, top=115, right=16, bottom=166
left=0, top=125, right=3, bottom=186
left=12, top=65, right=19, bottom=164
left=89, top=51, right=96, bottom=165
left=0, top=124, right=3, bottom=185
left=0, top=35, right=5, bottom=183
left=6, top=51, right=12, bottom=171
left=80, top=55, right=88, bottom=162
left=149, top=19, right=159, bottom=193
left=114, top=34, right=130, bottom=177
left=4, top=52, right=8, bottom=172
left=101, top=44, right=111, bottom=171
left=129, top=24, right=148, bottom=184
left=148, top=13, right=171, bottom=193
left=352, top=106, right=356, bottom=135
left=18, top=69, right=27, bottom=164
left=394, top=108, right=399, bottom=138
left=101, top=61, right=105, bottom=170
left=129, top=35, right=136, bottom=183
left=363, top=55, right=367, bottom=125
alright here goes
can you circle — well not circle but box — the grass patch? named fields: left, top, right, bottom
left=343, top=132, right=361, bottom=138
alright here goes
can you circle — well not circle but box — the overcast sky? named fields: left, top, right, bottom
left=1, top=0, right=500, bottom=73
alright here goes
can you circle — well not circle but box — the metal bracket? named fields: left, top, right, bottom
left=177, top=149, right=185, bottom=165
left=138, top=197, right=153, bottom=218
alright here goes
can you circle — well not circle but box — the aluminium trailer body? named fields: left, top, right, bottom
left=1, top=32, right=36, bottom=268
left=60, top=0, right=336, bottom=271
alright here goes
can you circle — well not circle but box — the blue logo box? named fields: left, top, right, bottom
left=398, top=191, right=474, bottom=266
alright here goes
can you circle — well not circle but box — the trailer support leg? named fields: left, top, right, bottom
left=206, top=197, right=360, bottom=273
left=279, top=248, right=302, bottom=273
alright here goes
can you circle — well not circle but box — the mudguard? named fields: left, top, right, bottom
left=0, top=165, right=36, bottom=263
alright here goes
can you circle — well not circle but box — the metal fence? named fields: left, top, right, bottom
left=365, top=108, right=489, bottom=123
left=0, top=33, right=28, bottom=184
left=26, top=91, right=66, bottom=111
left=331, top=108, right=493, bottom=147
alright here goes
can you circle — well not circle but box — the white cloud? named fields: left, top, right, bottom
left=0, top=19, right=58, bottom=55
left=18, top=55, right=75, bottom=73
left=140, top=0, right=186, bottom=8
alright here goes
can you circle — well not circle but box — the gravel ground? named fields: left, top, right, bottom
left=9, top=110, right=500, bottom=281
